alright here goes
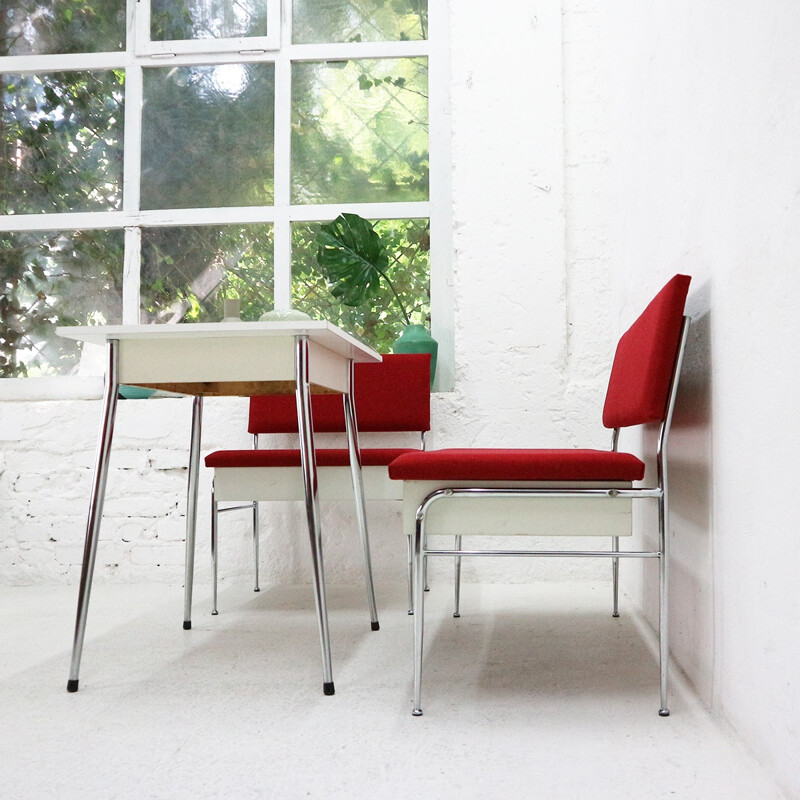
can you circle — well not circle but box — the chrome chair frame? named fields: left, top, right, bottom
left=410, top=317, right=690, bottom=717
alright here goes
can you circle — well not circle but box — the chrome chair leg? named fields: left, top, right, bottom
left=407, top=534, right=414, bottom=615
left=658, top=493, right=670, bottom=716
left=612, top=535, right=620, bottom=617
left=296, top=335, right=335, bottom=695
left=252, top=501, right=260, bottom=593
left=453, top=535, right=462, bottom=618
left=67, top=339, right=120, bottom=693
left=183, top=395, right=203, bottom=631
left=343, top=364, right=379, bottom=631
left=211, top=491, right=219, bottom=616
left=412, top=518, right=426, bottom=716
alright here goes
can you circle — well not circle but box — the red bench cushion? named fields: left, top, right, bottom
left=387, top=448, right=645, bottom=482
left=248, top=353, right=431, bottom=434
left=206, top=448, right=417, bottom=469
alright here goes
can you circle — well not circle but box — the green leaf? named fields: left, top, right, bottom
left=315, top=213, right=389, bottom=307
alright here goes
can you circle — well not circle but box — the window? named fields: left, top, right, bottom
left=0, top=0, right=451, bottom=387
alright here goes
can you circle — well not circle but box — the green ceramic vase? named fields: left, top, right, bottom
left=392, top=324, right=438, bottom=388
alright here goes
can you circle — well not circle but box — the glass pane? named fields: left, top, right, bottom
left=0, top=71, right=124, bottom=214
left=0, top=229, right=123, bottom=377
left=293, top=0, right=427, bottom=44
left=0, top=1, right=125, bottom=56
left=291, top=217, right=429, bottom=352
left=141, top=224, right=273, bottom=323
left=151, top=0, right=268, bottom=41
left=292, top=58, right=428, bottom=204
left=141, top=64, right=274, bottom=210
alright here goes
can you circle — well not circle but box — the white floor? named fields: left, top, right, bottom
left=0, top=581, right=787, bottom=800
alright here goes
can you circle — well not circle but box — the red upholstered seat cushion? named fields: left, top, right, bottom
left=248, top=353, right=431, bottom=434
left=206, top=448, right=417, bottom=469
left=387, top=448, right=645, bottom=482
left=602, top=274, right=691, bottom=429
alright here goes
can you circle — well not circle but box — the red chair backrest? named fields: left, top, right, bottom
left=602, top=274, right=691, bottom=429
left=248, top=353, right=431, bottom=434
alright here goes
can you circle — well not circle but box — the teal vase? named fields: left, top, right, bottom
left=393, top=324, right=438, bottom=388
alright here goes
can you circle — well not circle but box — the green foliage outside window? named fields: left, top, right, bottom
left=0, top=0, right=432, bottom=377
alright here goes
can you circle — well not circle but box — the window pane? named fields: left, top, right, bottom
left=0, top=1, right=125, bottom=56
left=0, top=229, right=123, bottom=377
left=291, top=217, right=429, bottom=352
left=141, top=64, right=274, bottom=210
left=293, top=0, right=427, bottom=44
left=141, top=224, right=273, bottom=323
left=0, top=71, right=124, bottom=214
left=292, top=59, right=428, bottom=204
left=151, top=0, right=268, bottom=42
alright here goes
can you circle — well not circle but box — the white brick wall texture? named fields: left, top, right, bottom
left=0, top=0, right=615, bottom=588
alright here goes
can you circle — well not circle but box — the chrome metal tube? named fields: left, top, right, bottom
left=656, top=317, right=689, bottom=717
left=406, top=534, right=414, bottom=615
left=612, top=535, right=620, bottom=617
left=182, top=395, right=203, bottom=630
left=211, top=485, right=219, bottom=616
left=343, top=358, right=379, bottom=630
left=252, top=433, right=260, bottom=593
left=295, top=335, right=334, bottom=694
left=252, top=501, right=260, bottom=593
left=67, top=339, right=120, bottom=692
left=415, top=487, right=661, bottom=517
left=453, top=535, right=462, bottom=617
left=412, top=517, right=425, bottom=716
left=424, top=548, right=660, bottom=558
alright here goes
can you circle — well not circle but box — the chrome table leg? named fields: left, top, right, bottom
left=343, top=359, right=379, bottom=631
left=67, top=339, right=120, bottom=692
left=296, top=335, right=335, bottom=695
left=182, top=395, right=203, bottom=630
left=412, top=517, right=426, bottom=716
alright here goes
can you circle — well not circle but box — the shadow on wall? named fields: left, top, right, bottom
left=633, top=279, right=715, bottom=705
left=664, top=278, right=715, bottom=705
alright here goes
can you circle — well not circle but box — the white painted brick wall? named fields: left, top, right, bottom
left=0, top=0, right=614, bottom=588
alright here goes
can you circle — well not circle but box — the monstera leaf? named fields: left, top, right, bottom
left=315, top=213, right=410, bottom=323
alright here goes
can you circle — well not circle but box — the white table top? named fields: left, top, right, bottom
left=56, top=320, right=382, bottom=364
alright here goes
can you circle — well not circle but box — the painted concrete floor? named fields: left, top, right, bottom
left=0, top=581, right=786, bottom=800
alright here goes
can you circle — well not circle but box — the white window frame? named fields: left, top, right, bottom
left=134, top=0, right=281, bottom=56
left=0, top=0, right=453, bottom=396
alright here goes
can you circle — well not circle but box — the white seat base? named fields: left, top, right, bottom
left=214, top=465, right=402, bottom=503
left=402, top=480, right=634, bottom=538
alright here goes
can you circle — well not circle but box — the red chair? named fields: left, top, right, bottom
left=205, top=353, right=431, bottom=628
left=389, top=275, right=691, bottom=716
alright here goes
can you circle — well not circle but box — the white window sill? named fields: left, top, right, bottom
left=0, top=377, right=105, bottom=401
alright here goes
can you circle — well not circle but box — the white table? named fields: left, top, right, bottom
left=57, top=321, right=382, bottom=696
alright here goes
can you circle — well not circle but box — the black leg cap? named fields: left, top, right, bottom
left=323, top=681, right=335, bottom=696
left=254, top=588, right=261, bottom=593
left=658, top=708, right=670, bottom=717
left=183, top=620, right=192, bottom=630
left=67, top=679, right=79, bottom=693
left=371, top=621, right=380, bottom=631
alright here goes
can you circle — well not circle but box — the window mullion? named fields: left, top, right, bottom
left=123, top=226, right=142, bottom=324
left=123, top=0, right=143, bottom=324
left=273, top=7, right=293, bottom=311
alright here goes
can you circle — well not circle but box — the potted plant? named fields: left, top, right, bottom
left=315, top=213, right=437, bottom=386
